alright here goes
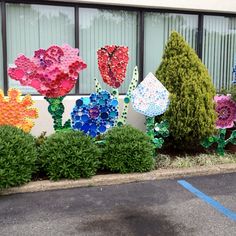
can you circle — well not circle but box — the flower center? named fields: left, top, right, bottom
left=89, top=106, right=100, bottom=119
left=218, top=106, right=230, bottom=120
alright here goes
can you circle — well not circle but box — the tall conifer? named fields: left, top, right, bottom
left=156, top=32, right=216, bottom=149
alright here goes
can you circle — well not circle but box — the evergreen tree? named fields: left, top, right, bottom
left=156, top=31, right=216, bottom=150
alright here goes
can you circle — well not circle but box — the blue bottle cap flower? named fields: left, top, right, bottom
left=71, top=90, right=118, bottom=137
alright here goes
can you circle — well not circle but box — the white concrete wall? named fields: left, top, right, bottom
left=52, top=0, right=236, bottom=13
left=30, top=96, right=146, bottom=136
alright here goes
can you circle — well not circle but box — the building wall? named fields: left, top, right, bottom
left=53, top=0, right=236, bottom=13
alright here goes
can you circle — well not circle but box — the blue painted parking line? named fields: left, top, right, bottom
left=178, top=180, right=236, bottom=222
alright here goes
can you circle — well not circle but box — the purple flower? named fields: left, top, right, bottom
left=214, top=95, right=236, bottom=129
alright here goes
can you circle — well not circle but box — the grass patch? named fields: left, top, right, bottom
left=155, top=153, right=236, bottom=169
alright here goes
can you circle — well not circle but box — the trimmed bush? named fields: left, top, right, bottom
left=101, top=125, right=155, bottom=173
left=35, top=131, right=47, bottom=147
left=155, top=31, right=216, bottom=150
left=33, top=131, right=48, bottom=180
left=0, top=125, right=37, bottom=189
left=39, top=130, right=100, bottom=180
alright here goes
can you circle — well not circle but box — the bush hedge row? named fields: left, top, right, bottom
left=0, top=125, right=155, bottom=189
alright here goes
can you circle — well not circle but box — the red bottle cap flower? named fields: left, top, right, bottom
left=97, top=45, right=129, bottom=88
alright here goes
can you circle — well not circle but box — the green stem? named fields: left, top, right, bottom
left=94, top=77, right=102, bottom=93
left=45, top=96, right=71, bottom=131
left=145, top=116, right=155, bottom=140
left=201, top=128, right=236, bottom=156
left=145, top=116, right=157, bottom=157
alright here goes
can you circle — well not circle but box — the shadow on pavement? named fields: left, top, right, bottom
left=78, top=207, right=194, bottom=236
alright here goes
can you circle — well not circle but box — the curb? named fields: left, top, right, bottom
left=1, top=164, right=236, bottom=196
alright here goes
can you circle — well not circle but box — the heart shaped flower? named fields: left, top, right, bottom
left=97, top=45, right=129, bottom=88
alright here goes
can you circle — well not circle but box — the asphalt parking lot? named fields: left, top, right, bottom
left=0, top=172, right=235, bottom=236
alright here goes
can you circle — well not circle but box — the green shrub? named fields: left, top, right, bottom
left=230, top=84, right=236, bottom=102
left=39, top=130, right=100, bottom=180
left=221, top=84, right=236, bottom=102
left=0, top=125, right=37, bottom=189
left=101, top=125, right=155, bottom=173
left=155, top=31, right=216, bottom=150
left=33, top=131, right=48, bottom=180
left=35, top=131, right=47, bottom=147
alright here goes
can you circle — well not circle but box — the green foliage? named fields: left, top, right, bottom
left=221, top=84, right=236, bottom=102
left=101, top=125, right=155, bottom=173
left=155, top=31, right=217, bottom=149
left=34, top=131, right=48, bottom=179
left=0, top=125, right=37, bottom=189
left=232, top=85, right=236, bottom=102
left=146, top=117, right=169, bottom=149
left=39, top=130, right=100, bottom=180
left=201, top=128, right=236, bottom=156
left=45, top=96, right=71, bottom=131
left=35, top=131, right=47, bottom=147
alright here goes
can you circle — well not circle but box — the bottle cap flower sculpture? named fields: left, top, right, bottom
left=8, top=44, right=87, bottom=131
left=131, top=72, right=170, bottom=117
left=131, top=73, right=170, bottom=150
left=71, top=90, right=118, bottom=137
left=201, top=95, right=236, bottom=155
left=8, top=44, right=87, bottom=98
left=202, top=63, right=236, bottom=155
left=214, top=95, right=236, bottom=129
left=97, top=45, right=129, bottom=88
left=0, top=88, right=38, bottom=132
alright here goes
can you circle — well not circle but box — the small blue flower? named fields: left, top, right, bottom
left=71, top=90, right=118, bottom=137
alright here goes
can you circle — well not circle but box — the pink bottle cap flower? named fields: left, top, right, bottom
left=8, top=44, right=87, bottom=98
left=214, top=95, right=236, bottom=129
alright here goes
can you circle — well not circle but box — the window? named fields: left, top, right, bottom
left=79, top=8, right=138, bottom=94
left=144, top=12, right=198, bottom=76
left=0, top=3, right=3, bottom=90
left=2, top=3, right=236, bottom=95
left=202, top=16, right=236, bottom=91
left=6, top=3, right=75, bottom=94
